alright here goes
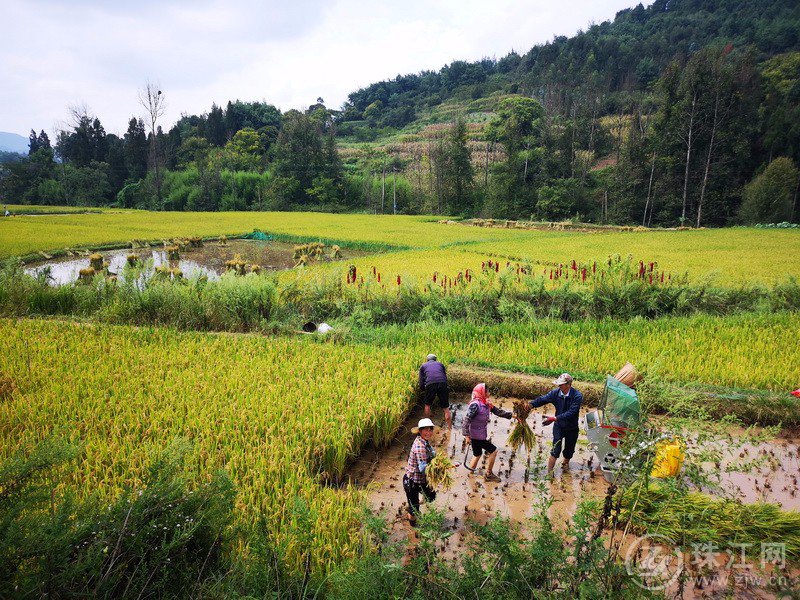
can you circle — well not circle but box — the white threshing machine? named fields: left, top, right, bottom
left=584, top=375, right=642, bottom=482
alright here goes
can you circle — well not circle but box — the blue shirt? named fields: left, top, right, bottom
left=530, top=387, right=583, bottom=432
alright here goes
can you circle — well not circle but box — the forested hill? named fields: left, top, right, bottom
left=340, top=0, right=800, bottom=132
left=2, top=0, right=799, bottom=227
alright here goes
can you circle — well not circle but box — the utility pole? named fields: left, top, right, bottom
left=392, top=167, right=397, bottom=215
left=381, top=160, right=386, bottom=214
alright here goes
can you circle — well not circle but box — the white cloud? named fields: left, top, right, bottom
left=1, top=0, right=646, bottom=136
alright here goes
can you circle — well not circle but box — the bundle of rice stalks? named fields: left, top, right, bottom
left=225, top=254, right=248, bottom=275
left=89, top=253, right=105, bottom=271
left=165, top=245, right=180, bottom=261
left=508, top=400, right=534, bottom=452
left=621, top=485, right=800, bottom=559
left=78, top=267, right=96, bottom=283
left=426, top=454, right=454, bottom=490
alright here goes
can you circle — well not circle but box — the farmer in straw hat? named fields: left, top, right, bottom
left=419, top=354, right=451, bottom=428
left=462, top=383, right=512, bottom=482
left=528, top=373, right=583, bottom=476
left=403, top=418, right=437, bottom=525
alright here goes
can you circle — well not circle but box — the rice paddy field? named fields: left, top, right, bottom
left=352, top=313, right=800, bottom=392
left=0, top=318, right=417, bottom=571
left=2, top=210, right=800, bottom=284
left=2, top=208, right=799, bottom=590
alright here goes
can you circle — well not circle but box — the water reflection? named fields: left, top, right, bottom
left=25, top=248, right=219, bottom=286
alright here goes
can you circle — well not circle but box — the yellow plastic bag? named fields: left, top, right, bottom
left=651, top=438, right=685, bottom=478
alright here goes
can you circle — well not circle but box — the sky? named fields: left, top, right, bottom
left=1, top=0, right=646, bottom=137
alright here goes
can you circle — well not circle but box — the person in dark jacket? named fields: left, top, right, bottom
left=529, top=373, right=583, bottom=475
left=462, top=383, right=512, bottom=482
left=419, top=354, right=451, bottom=427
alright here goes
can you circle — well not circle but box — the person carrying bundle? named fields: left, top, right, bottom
left=462, top=383, right=512, bottom=482
left=529, top=373, right=583, bottom=476
left=403, top=418, right=437, bottom=525
left=419, top=354, right=451, bottom=428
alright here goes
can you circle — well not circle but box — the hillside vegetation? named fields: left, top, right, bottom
left=2, top=0, right=799, bottom=228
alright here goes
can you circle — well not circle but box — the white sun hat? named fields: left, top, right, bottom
left=411, top=418, right=435, bottom=433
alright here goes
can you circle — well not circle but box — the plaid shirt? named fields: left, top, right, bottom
left=405, top=435, right=435, bottom=484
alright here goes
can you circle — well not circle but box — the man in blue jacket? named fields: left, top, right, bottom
left=530, top=373, right=583, bottom=475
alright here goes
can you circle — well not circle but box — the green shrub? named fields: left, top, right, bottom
left=0, top=439, right=235, bottom=599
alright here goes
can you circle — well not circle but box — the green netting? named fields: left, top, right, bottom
left=244, top=230, right=272, bottom=241
left=599, top=375, right=641, bottom=427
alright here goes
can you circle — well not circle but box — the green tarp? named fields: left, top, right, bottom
left=599, top=375, right=641, bottom=427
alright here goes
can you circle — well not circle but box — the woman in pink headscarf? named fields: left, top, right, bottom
left=461, top=382, right=512, bottom=482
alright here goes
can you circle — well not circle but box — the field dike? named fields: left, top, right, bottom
left=446, top=364, right=798, bottom=428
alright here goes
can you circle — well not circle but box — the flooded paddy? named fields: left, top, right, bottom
left=349, top=394, right=799, bottom=597
left=24, top=239, right=364, bottom=285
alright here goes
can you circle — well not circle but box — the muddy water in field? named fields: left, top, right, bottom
left=349, top=394, right=800, bottom=598
left=25, top=239, right=364, bottom=285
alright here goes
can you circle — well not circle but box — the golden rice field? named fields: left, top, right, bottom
left=0, top=318, right=417, bottom=572
left=1, top=307, right=798, bottom=574
left=0, top=211, right=517, bottom=257
left=466, top=228, right=800, bottom=285
left=356, top=312, right=800, bottom=392
left=2, top=210, right=800, bottom=284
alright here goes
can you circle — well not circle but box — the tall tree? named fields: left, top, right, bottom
left=139, top=82, right=166, bottom=203
left=272, top=109, right=340, bottom=206
left=759, top=52, right=800, bottom=164
left=123, top=118, right=148, bottom=182
left=485, top=96, right=545, bottom=218
left=89, top=117, right=108, bottom=162
left=28, top=129, right=40, bottom=155
left=429, top=116, right=476, bottom=216
left=205, top=103, right=227, bottom=146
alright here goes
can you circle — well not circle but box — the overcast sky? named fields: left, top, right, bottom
left=2, top=0, right=646, bottom=137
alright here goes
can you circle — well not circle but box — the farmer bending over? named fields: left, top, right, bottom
left=419, top=354, right=451, bottom=428
left=462, top=383, right=512, bottom=482
left=530, top=373, right=583, bottom=475
left=403, top=418, right=437, bottom=526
